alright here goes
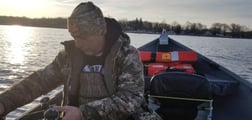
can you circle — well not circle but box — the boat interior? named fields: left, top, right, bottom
left=138, top=30, right=247, bottom=120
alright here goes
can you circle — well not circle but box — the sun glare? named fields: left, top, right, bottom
left=4, top=25, right=32, bottom=64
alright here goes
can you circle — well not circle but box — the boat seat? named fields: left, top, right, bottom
left=149, top=72, right=212, bottom=120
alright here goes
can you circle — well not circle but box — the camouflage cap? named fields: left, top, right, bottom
left=68, top=2, right=107, bottom=37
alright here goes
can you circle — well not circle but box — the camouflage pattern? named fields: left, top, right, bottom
left=134, top=112, right=163, bottom=120
left=68, top=2, right=107, bottom=37
left=0, top=32, right=147, bottom=120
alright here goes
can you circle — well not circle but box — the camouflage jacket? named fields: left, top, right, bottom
left=0, top=18, right=144, bottom=120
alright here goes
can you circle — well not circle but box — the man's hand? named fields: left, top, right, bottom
left=54, top=105, right=84, bottom=120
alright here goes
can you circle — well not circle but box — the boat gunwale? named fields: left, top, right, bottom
left=169, top=37, right=252, bottom=89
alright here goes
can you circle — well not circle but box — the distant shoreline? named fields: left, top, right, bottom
left=1, top=16, right=252, bottom=39
left=126, top=31, right=252, bottom=40
left=0, top=24, right=251, bottom=40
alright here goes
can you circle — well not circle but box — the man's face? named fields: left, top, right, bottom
left=74, top=35, right=105, bottom=56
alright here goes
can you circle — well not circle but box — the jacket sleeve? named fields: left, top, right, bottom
left=0, top=50, right=68, bottom=115
left=80, top=46, right=144, bottom=120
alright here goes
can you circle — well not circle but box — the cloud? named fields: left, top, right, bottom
left=92, top=0, right=252, bottom=27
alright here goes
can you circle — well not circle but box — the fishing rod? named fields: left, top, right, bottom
left=12, top=97, right=60, bottom=120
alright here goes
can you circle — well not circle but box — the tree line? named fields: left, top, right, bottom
left=119, top=18, right=252, bottom=38
left=1, top=16, right=252, bottom=38
left=0, top=16, right=66, bottom=28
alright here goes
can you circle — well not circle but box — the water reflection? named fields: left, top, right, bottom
left=3, top=25, right=32, bottom=64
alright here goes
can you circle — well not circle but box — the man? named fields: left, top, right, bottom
left=0, top=2, right=144, bottom=120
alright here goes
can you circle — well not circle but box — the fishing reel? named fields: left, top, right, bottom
left=40, top=97, right=60, bottom=120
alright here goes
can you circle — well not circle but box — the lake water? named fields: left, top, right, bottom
left=0, top=25, right=252, bottom=119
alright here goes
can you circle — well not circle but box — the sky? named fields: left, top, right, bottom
left=0, top=0, right=252, bottom=29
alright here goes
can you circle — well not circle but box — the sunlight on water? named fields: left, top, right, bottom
left=3, top=25, right=32, bottom=64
